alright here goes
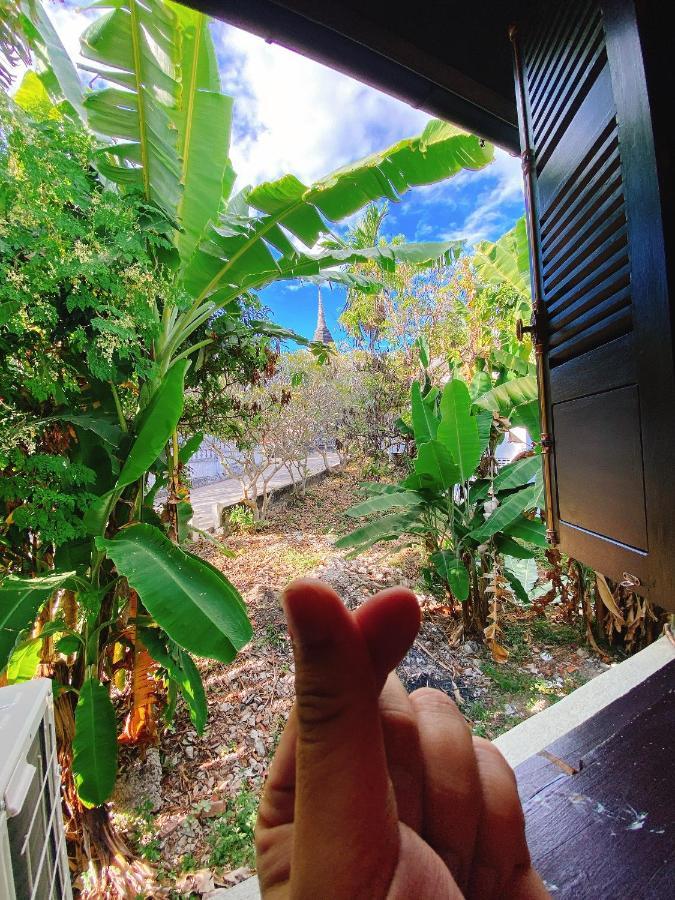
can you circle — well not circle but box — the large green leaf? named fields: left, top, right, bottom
left=62, top=413, right=122, bottom=448
left=495, top=535, right=536, bottom=559
left=80, top=0, right=182, bottom=216
left=470, top=482, right=539, bottom=542
left=476, top=409, right=493, bottom=455
left=503, top=516, right=548, bottom=547
left=437, top=379, right=481, bottom=482
left=410, top=381, right=439, bottom=446
left=474, top=216, right=531, bottom=299
left=510, top=399, right=541, bottom=441
left=490, top=348, right=535, bottom=377
left=503, top=556, right=538, bottom=600
left=0, top=572, right=72, bottom=670
left=474, top=375, right=539, bottom=417
left=181, top=121, right=492, bottom=303
left=21, top=0, right=86, bottom=120
left=117, top=360, right=187, bottom=488
left=430, top=551, right=470, bottom=601
left=414, top=440, right=460, bottom=491
left=473, top=455, right=542, bottom=501
left=335, top=508, right=424, bottom=553
left=73, top=677, right=118, bottom=807
left=179, top=432, right=204, bottom=464
left=97, top=524, right=251, bottom=662
left=173, top=3, right=236, bottom=265
left=6, top=638, right=42, bottom=685
left=346, top=490, right=422, bottom=518
left=140, top=625, right=207, bottom=733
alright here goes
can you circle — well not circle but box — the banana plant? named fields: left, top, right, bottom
left=337, top=358, right=545, bottom=639
left=0, top=0, right=498, bottom=816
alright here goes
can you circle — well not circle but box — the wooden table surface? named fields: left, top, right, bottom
left=515, top=659, right=674, bottom=898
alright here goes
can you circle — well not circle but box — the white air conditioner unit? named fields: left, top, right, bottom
left=0, top=678, right=72, bottom=899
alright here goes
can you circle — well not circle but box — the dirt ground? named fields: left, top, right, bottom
left=113, top=465, right=615, bottom=895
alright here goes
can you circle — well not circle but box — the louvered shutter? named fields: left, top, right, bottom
left=512, top=0, right=675, bottom=607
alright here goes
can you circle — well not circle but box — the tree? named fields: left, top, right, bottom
left=339, top=207, right=532, bottom=377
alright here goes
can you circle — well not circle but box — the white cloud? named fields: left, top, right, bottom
left=442, top=149, right=523, bottom=244
left=212, top=22, right=429, bottom=189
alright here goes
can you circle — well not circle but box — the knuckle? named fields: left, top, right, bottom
left=295, top=681, right=350, bottom=742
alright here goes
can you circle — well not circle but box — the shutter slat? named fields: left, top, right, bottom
left=548, top=264, right=630, bottom=333
left=531, top=9, right=603, bottom=140
left=529, top=3, right=594, bottom=114
left=540, top=121, right=619, bottom=252
left=543, top=178, right=625, bottom=285
left=549, top=304, right=633, bottom=365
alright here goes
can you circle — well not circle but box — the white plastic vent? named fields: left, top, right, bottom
left=0, top=679, right=72, bottom=899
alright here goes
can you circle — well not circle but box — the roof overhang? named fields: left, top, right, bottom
left=181, top=0, right=548, bottom=153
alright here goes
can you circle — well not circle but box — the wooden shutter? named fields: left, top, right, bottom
left=512, top=0, right=675, bottom=608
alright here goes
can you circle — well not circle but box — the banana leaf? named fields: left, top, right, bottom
left=430, top=551, right=470, bottom=601
left=437, top=379, right=481, bottom=482
left=410, top=381, right=439, bottom=446
left=80, top=0, right=182, bottom=217
left=469, top=482, right=539, bottom=542
left=181, top=121, right=492, bottom=303
left=472, top=454, right=541, bottom=501
left=346, top=490, right=422, bottom=517
left=474, top=216, right=531, bottom=299
left=139, top=625, right=207, bottom=733
left=97, top=523, right=251, bottom=662
left=474, top=375, right=539, bottom=417
left=503, top=516, right=548, bottom=547
left=20, top=0, right=85, bottom=119
left=335, top=507, right=424, bottom=553
left=172, top=2, right=236, bottom=265
left=414, top=440, right=460, bottom=491
left=73, top=677, right=118, bottom=807
left=0, top=571, right=73, bottom=670
left=117, top=360, right=188, bottom=489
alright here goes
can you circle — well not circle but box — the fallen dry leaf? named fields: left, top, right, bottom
left=489, top=641, right=510, bottom=664
left=596, top=573, right=626, bottom=626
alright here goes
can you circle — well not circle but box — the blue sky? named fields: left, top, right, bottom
left=38, top=1, right=524, bottom=342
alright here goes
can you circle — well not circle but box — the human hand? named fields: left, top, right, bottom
left=255, top=579, right=549, bottom=899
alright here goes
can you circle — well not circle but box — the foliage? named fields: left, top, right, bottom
left=0, top=1, right=31, bottom=89
left=338, top=354, right=544, bottom=644
left=338, top=206, right=531, bottom=377
left=207, top=788, right=259, bottom=870
left=1, top=1, right=497, bottom=859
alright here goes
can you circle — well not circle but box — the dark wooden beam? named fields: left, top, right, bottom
left=181, top=0, right=521, bottom=151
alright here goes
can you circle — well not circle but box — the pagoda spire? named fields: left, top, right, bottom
left=312, top=289, right=334, bottom=344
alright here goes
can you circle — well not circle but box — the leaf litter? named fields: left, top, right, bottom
left=114, top=465, right=615, bottom=895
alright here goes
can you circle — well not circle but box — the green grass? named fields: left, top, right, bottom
left=208, top=788, right=259, bottom=870
left=501, top=623, right=530, bottom=662
left=279, top=546, right=323, bottom=576
left=530, top=617, right=583, bottom=646
left=482, top=662, right=536, bottom=695
left=464, top=700, right=490, bottom=723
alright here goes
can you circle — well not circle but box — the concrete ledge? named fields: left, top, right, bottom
left=494, top=634, right=674, bottom=767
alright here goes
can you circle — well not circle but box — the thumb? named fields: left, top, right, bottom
left=283, top=579, right=399, bottom=897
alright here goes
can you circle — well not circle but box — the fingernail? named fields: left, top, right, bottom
left=282, top=585, right=330, bottom=649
